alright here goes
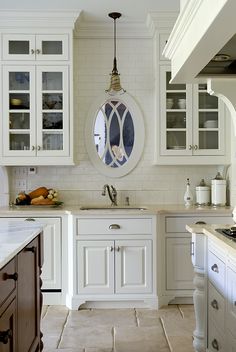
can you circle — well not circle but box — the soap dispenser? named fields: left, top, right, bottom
left=184, top=178, right=193, bottom=207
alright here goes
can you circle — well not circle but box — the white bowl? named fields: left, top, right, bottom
left=204, top=120, right=218, bottom=128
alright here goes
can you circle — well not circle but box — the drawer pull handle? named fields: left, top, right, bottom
left=31, top=49, right=35, bottom=54
left=195, top=221, right=206, bottom=225
left=211, top=339, right=219, bottom=350
left=211, top=299, right=219, bottom=310
left=110, top=246, right=114, bottom=252
left=0, top=329, right=12, bottom=344
left=3, top=272, right=18, bottom=281
left=211, top=264, right=219, bottom=273
left=25, top=246, right=36, bottom=253
left=24, top=218, right=36, bottom=221
left=109, top=224, right=120, bottom=230
left=117, top=246, right=120, bottom=252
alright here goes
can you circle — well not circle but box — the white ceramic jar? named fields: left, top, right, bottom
left=211, top=174, right=226, bottom=206
left=196, top=186, right=210, bottom=205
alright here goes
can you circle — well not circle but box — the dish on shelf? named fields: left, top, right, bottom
left=168, top=146, right=186, bottom=150
left=12, top=201, right=63, bottom=208
left=204, top=120, right=218, bottom=128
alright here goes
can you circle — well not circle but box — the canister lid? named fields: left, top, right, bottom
left=213, top=172, right=224, bottom=180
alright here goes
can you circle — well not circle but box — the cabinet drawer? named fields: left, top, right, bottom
left=208, top=282, right=225, bottom=331
left=208, top=319, right=226, bottom=351
left=0, top=258, right=16, bottom=307
left=226, top=267, right=236, bottom=339
left=76, top=218, right=152, bottom=235
left=208, top=251, right=225, bottom=294
left=165, top=216, right=232, bottom=233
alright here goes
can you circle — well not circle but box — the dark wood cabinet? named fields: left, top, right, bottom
left=0, top=233, right=43, bottom=352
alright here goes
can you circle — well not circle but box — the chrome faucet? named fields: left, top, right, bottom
left=102, top=184, right=117, bottom=206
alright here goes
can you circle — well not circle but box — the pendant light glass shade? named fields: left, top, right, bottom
left=106, top=12, right=126, bottom=95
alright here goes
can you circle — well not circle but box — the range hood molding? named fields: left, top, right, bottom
left=207, top=78, right=236, bottom=135
left=163, top=0, right=236, bottom=83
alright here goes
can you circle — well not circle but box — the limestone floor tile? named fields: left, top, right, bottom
left=44, top=305, right=69, bottom=318
left=42, top=334, right=61, bottom=351
left=43, top=349, right=85, bottom=352
left=136, top=305, right=181, bottom=327
left=59, top=325, right=113, bottom=350
left=66, top=309, right=137, bottom=328
left=85, top=349, right=113, bottom=352
left=162, top=315, right=195, bottom=337
left=178, top=304, right=195, bottom=319
left=168, top=336, right=194, bottom=352
left=114, top=325, right=170, bottom=352
left=42, top=305, right=48, bottom=318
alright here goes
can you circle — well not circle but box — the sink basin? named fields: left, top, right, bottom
left=80, top=206, right=147, bottom=211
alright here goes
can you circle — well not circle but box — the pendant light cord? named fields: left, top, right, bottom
left=112, top=17, right=118, bottom=74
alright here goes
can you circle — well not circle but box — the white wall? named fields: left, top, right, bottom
left=9, top=36, right=220, bottom=206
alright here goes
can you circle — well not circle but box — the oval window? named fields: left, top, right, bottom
left=85, top=93, right=145, bottom=178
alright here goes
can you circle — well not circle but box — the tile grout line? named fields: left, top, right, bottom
left=177, top=305, right=185, bottom=319
left=56, top=309, right=70, bottom=349
left=134, top=308, right=139, bottom=327
left=159, top=316, right=173, bottom=352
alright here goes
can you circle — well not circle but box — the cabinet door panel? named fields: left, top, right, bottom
left=115, top=240, right=152, bottom=294
left=77, top=241, right=114, bottom=294
left=166, top=237, right=194, bottom=290
left=36, top=34, right=69, bottom=60
left=227, top=267, right=236, bottom=339
left=3, top=34, right=35, bottom=60
left=0, top=299, right=16, bottom=352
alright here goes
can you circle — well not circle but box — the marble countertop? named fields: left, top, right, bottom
left=0, top=204, right=233, bottom=216
left=186, top=223, right=236, bottom=251
left=0, top=220, right=44, bottom=269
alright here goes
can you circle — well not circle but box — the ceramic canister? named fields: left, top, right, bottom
left=196, top=186, right=210, bottom=205
left=211, top=179, right=226, bottom=206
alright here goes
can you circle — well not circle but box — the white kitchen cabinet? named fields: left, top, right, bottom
left=2, top=34, right=69, bottom=61
left=0, top=217, right=61, bottom=291
left=155, top=65, right=228, bottom=165
left=0, top=11, right=78, bottom=165
left=67, top=215, right=157, bottom=309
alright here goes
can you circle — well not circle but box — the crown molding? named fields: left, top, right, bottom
left=0, top=10, right=81, bottom=29
left=146, top=12, right=179, bottom=37
left=74, top=19, right=151, bottom=39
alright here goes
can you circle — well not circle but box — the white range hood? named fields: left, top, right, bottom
left=164, top=0, right=236, bottom=134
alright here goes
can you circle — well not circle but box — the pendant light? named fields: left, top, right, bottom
left=106, top=12, right=126, bottom=95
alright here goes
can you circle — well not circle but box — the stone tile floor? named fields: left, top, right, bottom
left=41, top=305, right=195, bottom=352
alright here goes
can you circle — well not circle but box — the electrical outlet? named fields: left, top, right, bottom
left=15, top=179, right=27, bottom=191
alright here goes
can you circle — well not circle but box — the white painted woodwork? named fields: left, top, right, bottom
left=227, top=267, right=236, bottom=339
left=156, top=65, right=228, bottom=165
left=208, top=318, right=225, bottom=352
left=208, top=250, right=226, bottom=295
left=208, top=282, right=225, bottom=332
left=77, top=240, right=114, bottom=294
left=115, top=240, right=152, bottom=294
left=76, top=218, right=152, bottom=236
left=166, top=237, right=194, bottom=290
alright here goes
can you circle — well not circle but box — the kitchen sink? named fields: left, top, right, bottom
left=80, top=206, right=147, bottom=211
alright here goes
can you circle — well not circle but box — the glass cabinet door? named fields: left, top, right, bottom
left=36, top=66, right=69, bottom=156
left=193, top=84, right=224, bottom=155
left=160, top=66, right=192, bottom=155
left=3, top=35, right=35, bottom=60
left=3, top=66, right=36, bottom=156
left=36, top=35, right=68, bottom=60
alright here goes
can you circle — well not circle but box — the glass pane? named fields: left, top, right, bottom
left=123, top=112, right=134, bottom=157
left=199, top=83, right=207, bottom=90
left=9, top=72, right=30, bottom=90
left=10, top=93, right=30, bottom=109
left=9, top=41, right=29, bottom=55
left=42, top=41, right=62, bottom=55
left=94, top=110, right=106, bottom=158
left=166, top=131, right=186, bottom=150
left=43, top=113, right=63, bottom=129
left=199, top=93, right=218, bottom=109
left=10, top=133, right=30, bottom=150
left=43, top=133, right=63, bottom=150
left=166, top=112, right=186, bottom=128
left=199, top=112, right=218, bottom=128
left=42, top=72, right=62, bottom=90
left=199, top=131, right=218, bottom=149
left=42, top=93, right=62, bottom=110
left=166, top=93, right=186, bottom=109
left=166, top=72, right=186, bottom=90
left=109, top=113, right=120, bottom=147
left=10, top=113, right=30, bottom=129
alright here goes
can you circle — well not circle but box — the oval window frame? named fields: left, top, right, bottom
left=85, top=92, right=145, bottom=178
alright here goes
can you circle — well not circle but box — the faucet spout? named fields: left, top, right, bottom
left=102, top=184, right=117, bottom=206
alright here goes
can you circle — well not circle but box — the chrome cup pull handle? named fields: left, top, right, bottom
left=211, top=264, right=219, bottom=273
left=211, top=339, right=219, bottom=350
left=211, top=299, right=219, bottom=310
left=109, top=224, right=120, bottom=230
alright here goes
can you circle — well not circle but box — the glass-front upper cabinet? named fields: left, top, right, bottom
left=159, top=66, right=225, bottom=158
left=2, top=66, right=69, bottom=157
left=2, top=34, right=68, bottom=61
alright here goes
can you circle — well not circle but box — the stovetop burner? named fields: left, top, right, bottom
left=215, top=227, right=236, bottom=240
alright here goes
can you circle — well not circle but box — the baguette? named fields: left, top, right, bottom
left=29, top=187, right=48, bottom=199
left=31, top=196, right=54, bottom=205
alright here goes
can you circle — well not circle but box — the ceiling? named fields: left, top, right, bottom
left=0, top=0, right=180, bottom=23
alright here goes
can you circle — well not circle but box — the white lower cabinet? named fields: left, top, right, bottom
left=67, top=215, right=156, bottom=309
left=77, top=239, right=152, bottom=295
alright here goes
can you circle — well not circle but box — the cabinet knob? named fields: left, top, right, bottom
left=3, top=272, right=18, bottom=281
left=25, top=246, right=36, bottom=253
left=117, top=246, right=121, bottom=252
left=194, top=145, right=198, bottom=150
left=109, top=224, right=120, bottom=230
left=211, top=339, right=219, bottom=350
left=36, top=49, right=40, bottom=54
left=0, top=329, right=12, bottom=344
left=31, top=146, right=35, bottom=151
left=110, top=246, right=114, bottom=252
left=37, top=145, right=41, bottom=151
left=188, top=145, right=193, bottom=150
left=31, top=49, right=35, bottom=54
left=24, top=218, right=36, bottom=221
left=211, top=299, right=219, bottom=310
left=211, top=264, right=219, bottom=273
